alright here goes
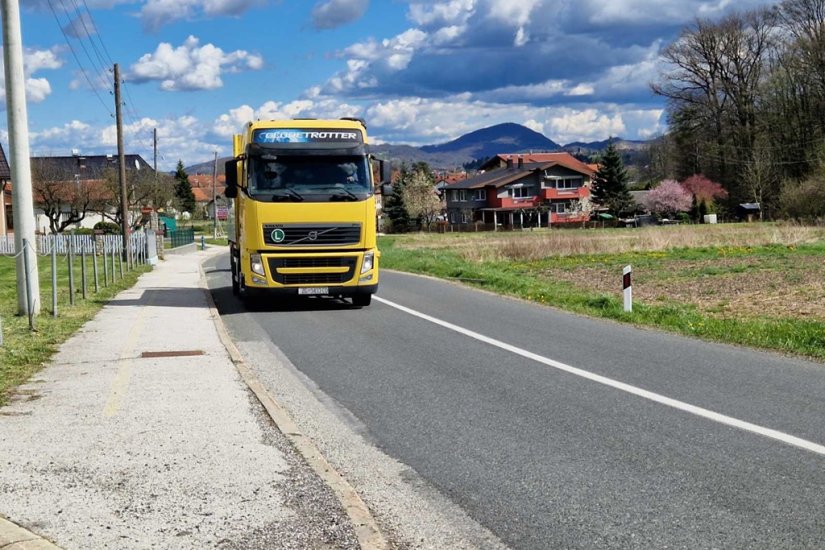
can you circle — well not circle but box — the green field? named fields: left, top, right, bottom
left=379, top=223, right=825, bottom=362
left=0, top=254, right=150, bottom=404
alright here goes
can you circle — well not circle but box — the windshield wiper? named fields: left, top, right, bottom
left=326, top=186, right=359, bottom=201
left=270, top=188, right=304, bottom=202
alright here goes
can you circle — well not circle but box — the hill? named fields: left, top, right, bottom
left=185, top=123, right=650, bottom=172
left=420, top=122, right=561, bottom=159
left=185, top=157, right=231, bottom=176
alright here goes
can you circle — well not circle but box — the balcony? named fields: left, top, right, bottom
left=492, top=196, right=542, bottom=209
left=541, top=187, right=590, bottom=200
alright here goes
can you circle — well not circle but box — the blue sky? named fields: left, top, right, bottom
left=3, top=0, right=774, bottom=171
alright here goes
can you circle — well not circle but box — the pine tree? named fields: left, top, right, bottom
left=591, top=141, right=633, bottom=217
left=384, top=163, right=411, bottom=231
left=173, top=160, right=196, bottom=214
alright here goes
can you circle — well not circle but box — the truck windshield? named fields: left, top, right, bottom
left=248, top=154, right=372, bottom=202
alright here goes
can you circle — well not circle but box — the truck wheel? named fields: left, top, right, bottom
left=352, top=294, right=371, bottom=307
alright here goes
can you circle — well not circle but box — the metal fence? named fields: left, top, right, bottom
left=0, top=233, right=148, bottom=257
left=0, top=232, right=154, bottom=332
left=168, top=228, right=195, bottom=248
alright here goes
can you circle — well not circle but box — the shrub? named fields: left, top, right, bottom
left=780, top=178, right=825, bottom=220
left=94, top=221, right=121, bottom=234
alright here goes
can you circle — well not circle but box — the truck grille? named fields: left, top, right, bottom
left=268, top=257, right=356, bottom=285
left=262, top=223, right=361, bottom=246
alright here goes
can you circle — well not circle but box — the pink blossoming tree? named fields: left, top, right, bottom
left=644, top=179, right=692, bottom=217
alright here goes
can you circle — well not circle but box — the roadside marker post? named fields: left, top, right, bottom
left=623, top=265, right=632, bottom=313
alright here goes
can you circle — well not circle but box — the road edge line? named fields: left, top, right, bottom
left=198, top=255, right=389, bottom=550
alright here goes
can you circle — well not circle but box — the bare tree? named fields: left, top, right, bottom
left=31, top=159, right=104, bottom=233
left=651, top=8, right=778, bottom=201
left=100, top=166, right=174, bottom=227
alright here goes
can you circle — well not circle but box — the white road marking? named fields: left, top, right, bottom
left=375, top=295, right=825, bottom=457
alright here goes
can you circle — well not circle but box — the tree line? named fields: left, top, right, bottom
left=649, top=0, right=825, bottom=220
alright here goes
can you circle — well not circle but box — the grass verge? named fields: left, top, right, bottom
left=379, top=225, right=825, bottom=362
left=0, top=254, right=151, bottom=405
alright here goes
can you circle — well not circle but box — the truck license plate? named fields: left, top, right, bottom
left=298, top=287, right=328, bottom=295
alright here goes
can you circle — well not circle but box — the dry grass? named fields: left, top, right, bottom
left=398, top=223, right=825, bottom=263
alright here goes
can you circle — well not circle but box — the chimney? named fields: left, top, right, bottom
left=517, top=156, right=524, bottom=169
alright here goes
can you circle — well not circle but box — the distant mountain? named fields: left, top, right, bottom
left=421, top=122, right=561, bottom=159
left=185, top=157, right=231, bottom=176
left=563, top=138, right=650, bottom=152
left=185, top=124, right=650, bottom=171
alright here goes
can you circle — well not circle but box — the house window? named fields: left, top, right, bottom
left=473, top=189, right=486, bottom=201
left=511, top=186, right=535, bottom=198
left=458, top=190, right=467, bottom=202
left=551, top=201, right=575, bottom=213
left=543, top=176, right=583, bottom=189
left=461, top=210, right=473, bottom=223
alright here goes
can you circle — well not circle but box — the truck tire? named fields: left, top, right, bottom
left=352, top=293, right=371, bottom=307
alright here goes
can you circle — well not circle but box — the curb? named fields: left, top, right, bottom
left=0, top=516, right=61, bottom=550
left=197, top=252, right=389, bottom=550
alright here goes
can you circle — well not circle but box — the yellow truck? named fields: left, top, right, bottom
left=224, top=118, right=389, bottom=306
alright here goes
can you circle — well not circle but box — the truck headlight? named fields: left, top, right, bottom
left=361, top=251, right=374, bottom=274
left=250, top=254, right=265, bottom=276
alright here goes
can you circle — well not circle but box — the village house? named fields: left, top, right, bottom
left=1, top=150, right=156, bottom=234
left=31, top=153, right=153, bottom=233
left=188, top=173, right=229, bottom=220
left=443, top=152, right=595, bottom=228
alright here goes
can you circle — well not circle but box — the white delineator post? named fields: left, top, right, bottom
left=623, top=265, right=632, bottom=313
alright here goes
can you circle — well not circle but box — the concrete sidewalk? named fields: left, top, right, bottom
left=0, top=248, right=361, bottom=549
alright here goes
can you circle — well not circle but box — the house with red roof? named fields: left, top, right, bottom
left=188, top=173, right=229, bottom=219
left=443, top=152, right=595, bottom=228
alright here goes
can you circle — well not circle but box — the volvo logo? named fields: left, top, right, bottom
left=271, top=228, right=286, bottom=243
left=308, top=231, right=318, bottom=241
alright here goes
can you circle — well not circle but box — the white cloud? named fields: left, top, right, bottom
left=523, top=119, right=545, bottom=134
left=580, top=0, right=766, bottom=25
left=0, top=47, right=62, bottom=105
left=25, top=78, right=52, bottom=103
left=547, top=109, right=626, bottom=144
left=23, top=48, right=62, bottom=76
left=514, top=27, right=529, bottom=47
left=129, top=36, right=263, bottom=91
left=486, top=0, right=541, bottom=27
left=212, top=98, right=362, bottom=138
left=408, top=0, right=475, bottom=27
left=359, top=94, right=658, bottom=145
left=32, top=116, right=225, bottom=171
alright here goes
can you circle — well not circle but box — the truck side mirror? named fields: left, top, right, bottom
left=379, top=159, right=392, bottom=185
left=224, top=159, right=239, bottom=198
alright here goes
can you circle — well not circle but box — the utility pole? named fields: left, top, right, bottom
left=212, top=151, right=218, bottom=239
left=2, top=0, right=40, bottom=315
left=114, top=63, right=132, bottom=267
left=153, top=128, right=157, bottom=172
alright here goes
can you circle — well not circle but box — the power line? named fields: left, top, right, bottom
left=46, top=0, right=112, bottom=117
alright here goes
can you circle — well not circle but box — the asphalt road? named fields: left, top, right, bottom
left=204, top=252, right=825, bottom=549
